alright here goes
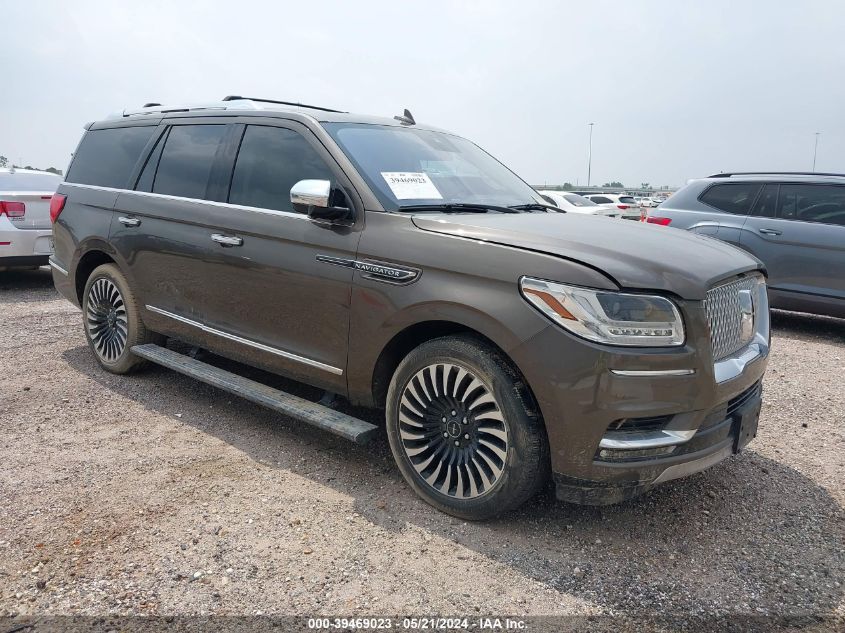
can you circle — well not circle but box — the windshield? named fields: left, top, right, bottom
left=564, top=194, right=598, bottom=207
left=0, top=172, right=62, bottom=192
left=323, top=123, right=541, bottom=211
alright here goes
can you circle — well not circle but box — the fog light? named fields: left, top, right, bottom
left=599, top=446, right=677, bottom=460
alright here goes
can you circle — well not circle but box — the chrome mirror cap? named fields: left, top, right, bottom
left=290, top=179, right=331, bottom=211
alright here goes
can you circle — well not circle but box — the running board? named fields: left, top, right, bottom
left=130, top=344, right=379, bottom=445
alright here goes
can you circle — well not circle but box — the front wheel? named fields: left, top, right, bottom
left=386, top=335, right=549, bottom=520
left=82, top=263, right=161, bottom=374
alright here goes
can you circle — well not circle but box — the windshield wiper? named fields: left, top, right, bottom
left=509, top=203, right=559, bottom=212
left=398, top=203, right=520, bottom=214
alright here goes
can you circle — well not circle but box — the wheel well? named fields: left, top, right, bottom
left=74, top=251, right=115, bottom=304
left=370, top=320, right=539, bottom=419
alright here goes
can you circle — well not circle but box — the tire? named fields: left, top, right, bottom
left=386, top=335, right=549, bottom=520
left=81, top=263, right=162, bottom=374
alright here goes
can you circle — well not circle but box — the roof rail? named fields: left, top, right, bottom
left=120, top=100, right=263, bottom=118
left=708, top=171, right=845, bottom=179
left=222, top=95, right=345, bottom=113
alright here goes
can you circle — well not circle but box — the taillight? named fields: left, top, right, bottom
left=49, top=194, right=67, bottom=223
left=647, top=216, right=672, bottom=226
left=617, top=204, right=629, bottom=209
left=0, top=201, right=26, bottom=218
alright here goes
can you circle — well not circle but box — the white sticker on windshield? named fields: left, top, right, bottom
left=381, top=172, right=442, bottom=200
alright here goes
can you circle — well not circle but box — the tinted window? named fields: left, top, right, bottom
left=591, top=196, right=612, bottom=203
left=778, top=184, right=845, bottom=227
left=229, top=126, right=333, bottom=213
left=699, top=183, right=761, bottom=214
left=752, top=184, right=778, bottom=217
left=619, top=196, right=637, bottom=204
left=153, top=125, right=227, bottom=199
left=66, top=126, right=155, bottom=188
left=0, top=172, right=62, bottom=192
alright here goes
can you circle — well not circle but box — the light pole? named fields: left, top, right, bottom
left=812, top=132, right=820, bottom=171
left=587, top=123, right=594, bottom=187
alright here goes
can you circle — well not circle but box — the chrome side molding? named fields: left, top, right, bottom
left=144, top=305, right=343, bottom=376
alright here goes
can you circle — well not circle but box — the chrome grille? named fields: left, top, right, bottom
left=704, top=276, right=759, bottom=361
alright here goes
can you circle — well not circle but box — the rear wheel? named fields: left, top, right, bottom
left=82, top=263, right=161, bottom=374
left=386, top=335, right=549, bottom=520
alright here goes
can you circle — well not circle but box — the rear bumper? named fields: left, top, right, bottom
left=0, top=217, right=53, bottom=261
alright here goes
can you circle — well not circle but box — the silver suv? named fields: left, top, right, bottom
left=652, top=172, right=845, bottom=319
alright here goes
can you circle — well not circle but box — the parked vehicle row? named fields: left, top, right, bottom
left=48, top=97, right=769, bottom=519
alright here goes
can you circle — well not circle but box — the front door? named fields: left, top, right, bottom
left=191, top=121, right=363, bottom=394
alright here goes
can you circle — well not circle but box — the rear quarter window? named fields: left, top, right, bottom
left=65, top=126, right=156, bottom=189
left=699, top=182, right=761, bottom=214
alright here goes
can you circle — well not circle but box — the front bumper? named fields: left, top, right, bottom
left=509, top=293, right=769, bottom=505
left=0, top=216, right=53, bottom=264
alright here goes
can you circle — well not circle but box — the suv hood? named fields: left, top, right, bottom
left=411, top=213, right=763, bottom=300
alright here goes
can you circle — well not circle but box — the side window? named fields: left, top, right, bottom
left=699, top=183, right=761, bottom=214
left=228, top=125, right=334, bottom=213
left=777, top=184, right=845, bottom=227
left=592, top=196, right=612, bottom=204
left=751, top=184, right=778, bottom=218
left=66, top=126, right=156, bottom=188
left=153, top=125, right=227, bottom=200
left=135, top=130, right=167, bottom=192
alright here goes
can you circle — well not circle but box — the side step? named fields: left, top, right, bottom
left=131, top=344, right=379, bottom=445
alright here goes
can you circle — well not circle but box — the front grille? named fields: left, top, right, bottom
left=704, top=276, right=759, bottom=361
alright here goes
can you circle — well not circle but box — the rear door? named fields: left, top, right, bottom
left=739, top=182, right=845, bottom=301
left=693, top=181, right=761, bottom=239
left=111, top=119, right=232, bottom=340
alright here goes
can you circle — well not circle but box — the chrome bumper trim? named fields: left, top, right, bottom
left=599, top=429, right=696, bottom=450
left=48, top=259, right=68, bottom=276
left=610, top=368, right=695, bottom=377
left=144, top=305, right=343, bottom=376
left=652, top=444, right=733, bottom=484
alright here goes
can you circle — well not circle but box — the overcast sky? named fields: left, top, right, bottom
left=4, top=0, right=844, bottom=187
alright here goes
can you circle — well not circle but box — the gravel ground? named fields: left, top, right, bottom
left=0, top=268, right=843, bottom=628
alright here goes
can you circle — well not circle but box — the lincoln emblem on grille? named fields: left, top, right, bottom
left=738, top=288, right=755, bottom=343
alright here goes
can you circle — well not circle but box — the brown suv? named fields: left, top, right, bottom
left=49, top=97, right=770, bottom=519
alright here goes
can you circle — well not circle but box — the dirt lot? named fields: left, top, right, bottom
left=1, top=268, right=843, bottom=627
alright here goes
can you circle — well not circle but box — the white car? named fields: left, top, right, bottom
left=537, top=190, right=621, bottom=217
left=639, top=196, right=659, bottom=208
left=582, top=193, right=643, bottom=220
left=0, top=168, right=62, bottom=269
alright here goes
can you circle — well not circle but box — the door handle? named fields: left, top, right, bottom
left=118, top=216, right=141, bottom=227
left=758, top=228, right=782, bottom=236
left=211, top=233, right=243, bottom=247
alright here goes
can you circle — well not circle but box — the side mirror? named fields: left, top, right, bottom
left=290, top=179, right=351, bottom=222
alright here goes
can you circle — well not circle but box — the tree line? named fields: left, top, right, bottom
left=0, top=155, right=63, bottom=176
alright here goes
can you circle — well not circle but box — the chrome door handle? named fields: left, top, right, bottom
left=211, top=233, right=243, bottom=247
left=118, top=216, right=141, bottom=227
left=758, top=228, right=782, bottom=236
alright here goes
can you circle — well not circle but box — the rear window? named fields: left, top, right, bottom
left=699, top=183, right=761, bottom=214
left=0, top=172, right=61, bottom=192
left=590, top=196, right=612, bottom=204
left=618, top=196, right=636, bottom=204
left=66, top=126, right=156, bottom=188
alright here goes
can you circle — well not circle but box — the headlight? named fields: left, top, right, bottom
left=520, top=277, right=685, bottom=346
